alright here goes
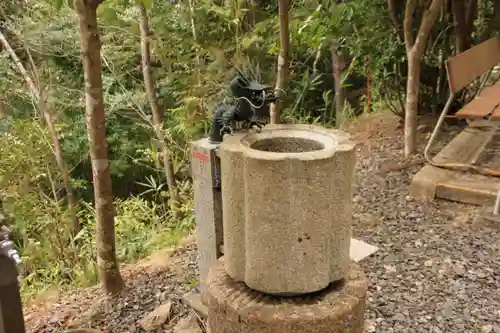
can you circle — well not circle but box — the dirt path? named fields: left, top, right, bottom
left=25, top=112, right=499, bottom=333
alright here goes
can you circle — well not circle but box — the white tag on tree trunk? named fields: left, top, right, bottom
left=277, top=55, right=286, bottom=66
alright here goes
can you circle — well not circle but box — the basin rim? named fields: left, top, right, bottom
left=239, top=125, right=354, bottom=160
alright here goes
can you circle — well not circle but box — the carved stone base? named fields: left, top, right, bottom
left=205, top=258, right=367, bottom=333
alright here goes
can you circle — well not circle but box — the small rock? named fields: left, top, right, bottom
left=384, top=265, right=397, bottom=274
left=442, top=306, right=454, bottom=319
left=454, top=265, right=466, bottom=276
left=138, top=301, right=172, bottom=331
left=393, top=313, right=405, bottom=322
left=174, top=314, right=202, bottom=333
left=365, top=320, right=376, bottom=332
left=424, top=260, right=433, bottom=267
left=482, top=325, right=493, bottom=333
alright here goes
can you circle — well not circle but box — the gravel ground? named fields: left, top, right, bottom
left=352, top=116, right=500, bottom=333
left=26, top=244, right=200, bottom=333
left=25, top=113, right=499, bottom=333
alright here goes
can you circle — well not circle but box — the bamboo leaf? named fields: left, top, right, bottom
left=54, top=0, right=64, bottom=10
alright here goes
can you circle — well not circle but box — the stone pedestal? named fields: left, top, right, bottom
left=190, top=138, right=223, bottom=295
left=219, top=124, right=356, bottom=295
left=206, top=258, right=367, bottom=333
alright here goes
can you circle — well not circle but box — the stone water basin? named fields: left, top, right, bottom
left=219, top=124, right=356, bottom=295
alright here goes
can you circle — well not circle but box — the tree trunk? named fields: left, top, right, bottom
left=465, top=0, right=478, bottom=36
left=452, top=0, right=470, bottom=53
left=404, top=51, right=421, bottom=157
left=269, top=0, right=290, bottom=124
left=387, top=0, right=405, bottom=40
left=39, top=96, right=80, bottom=233
left=0, top=31, right=80, bottom=233
left=331, top=44, right=348, bottom=126
left=74, top=0, right=123, bottom=295
left=403, top=0, right=444, bottom=157
left=452, top=0, right=477, bottom=53
left=138, top=3, right=181, bottom=218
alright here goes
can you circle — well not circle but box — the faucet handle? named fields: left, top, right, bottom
left=0, top=226, right=22, bottom=269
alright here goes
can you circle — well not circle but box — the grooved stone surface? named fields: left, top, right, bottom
left=219, top=124, right=356, bottom=295
left=206, top=258, right=367, bottom=333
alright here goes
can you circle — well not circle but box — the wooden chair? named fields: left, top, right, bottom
left=424, top=35, right=500, bottom=176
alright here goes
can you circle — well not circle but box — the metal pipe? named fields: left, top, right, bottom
left=0, top=227, right=25, bottom=333
left=424, top=93, right=455, bottom=162
left=493, top=187, right=500, bottom=215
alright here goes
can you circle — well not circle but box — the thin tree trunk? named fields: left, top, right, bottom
left=138, top=3, right=182, bottom=218
left=387, top=0, right=405, bottom=40
left=331, top=44, right=347, bottom=126
left=270, top=0, right=290, bottom=124
left=39, top=93, right=80, bottom=233
left=451, top=0, right=477, bottom=53
left=403, top=0, right=444, bottom=157
left=465, top=0, right=478, bottom=35
left=0, top=31, right=79, bottom=233
left=250, top=0, right=256, bottom=27
left=74, top=0, right=123, bottom=295
left=366, top=70, right=372, bottom=113
left=405, top=51, right=421, bottom=156
left=187, top=0, right=205, bottom=120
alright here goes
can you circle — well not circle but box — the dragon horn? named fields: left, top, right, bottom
left=235, top=67, right=250, bottom=84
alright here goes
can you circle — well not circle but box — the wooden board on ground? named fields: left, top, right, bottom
left=436, top=174, right=499, bottom=206
left=411, top=120, right=500, bottom=205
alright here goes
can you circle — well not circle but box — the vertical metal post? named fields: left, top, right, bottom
left=0, top=226, right=25, bottom=333
left=493, top=187, right=500, bottom=215
left=190, top=138, right=223, bottom=298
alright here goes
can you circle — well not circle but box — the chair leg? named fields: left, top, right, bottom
left=424, top=94, right=456, bottom=163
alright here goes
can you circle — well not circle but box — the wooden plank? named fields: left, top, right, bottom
left=455, top=108, right=492, bottom=120
left=411, top=120, right=497, bottom=203
left=436, top=176, right=500, bottom=206
left=433, top=120, right=496, bottom=164
left=479, top=82, right=500, bottom=99
left=455, top=83, right=500, bottom=119
left=446, top=36, right=500, bottom=93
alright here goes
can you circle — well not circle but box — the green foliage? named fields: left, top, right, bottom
left=17, top=190, right=194, bottom=299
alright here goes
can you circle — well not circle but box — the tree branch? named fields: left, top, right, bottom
left=0, top=30, right=80, bottom=233
left=0, top=31, right=40, bottom=101
left=414, top=0, right=445, bottom=56
left=404, top=0, right=417, bottom=51
left=388, top=0, right=404, bottom=40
